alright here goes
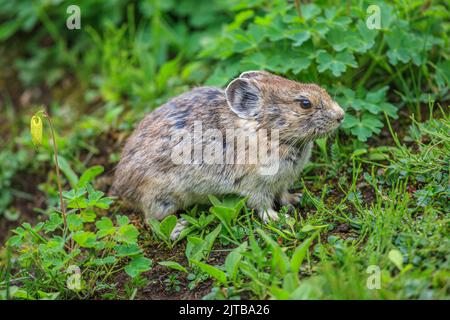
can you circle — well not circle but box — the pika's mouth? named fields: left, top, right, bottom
left=312, top=121, right=341, bottom=139
left=287, top=117, right=343, bottom=144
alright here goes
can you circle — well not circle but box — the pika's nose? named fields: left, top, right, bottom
left=333, top=103, right=345, bottom=122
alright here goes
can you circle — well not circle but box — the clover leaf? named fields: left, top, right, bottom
left=343, top=113, right=384, bottom=142
left=317, top=50, right=357, bottom=76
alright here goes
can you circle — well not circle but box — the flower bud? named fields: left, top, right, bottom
left=31, top=115, right=43, bottom=147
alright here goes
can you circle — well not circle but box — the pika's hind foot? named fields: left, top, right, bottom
left=170, top=218, right=189, bottom=241
left=280, top=192, right=302, bottom=207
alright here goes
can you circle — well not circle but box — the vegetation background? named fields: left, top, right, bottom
left=0, top=0, right=448, bottom=300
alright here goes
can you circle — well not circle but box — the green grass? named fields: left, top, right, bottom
left=2, top=109, right=447, bottom=300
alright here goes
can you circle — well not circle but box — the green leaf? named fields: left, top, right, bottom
left=257, top=229, right=289, bottom=275
left=378, top=102, right=398, bottom=119
left=180, top=214, right=198, bottom=226
left=80, top=209, right=96, bottom=223
left=95, top=217, right=115, bottom=238
left=116, top=215, right=130, bottom=226
left=160, top=215, right=177, bottom=239
left=0, top=20, right=21, bottom=41
left=208, top=196, right=243, bottom=236
left=289, top=276, right=324, bottom=299
left=78, top=166, right=104, bottom=188
left=326, top=27, right=360, bottom=52
left=434, top=60, right=450, bottom=90
left=116, top=224, right=139, bottom=244
left=378, top=2, right=396, bottom=29
left=63, top=188, right=87, bottom=209
left=224, top=242, right=247, bottom=281
left=270, top=286, right=290, bottom=300
left=185, top=236, right=206, bottom=261
left=386, top=21, right=438, bottom=66
left=147, top=218, right=165, bottom=240
left=300, top=3, right=321, bottom=20
left=44, top=212, right=63, bottom=232
left=185, top=225, right=221, bottom=262
left=288, top=56, right=312, bottom=74
left=87, top=184, right=113, bottom=209
left=45, top=236, right=64, bottom=251
left=366, top=86, right=389, bottom=103
left=351, top=125, right=373, bottom=142
left=124, top=255, right=152, bottom=278
left=257, top=15, right=286, bottom=42
left=231, top=24, right=264, bottom=53
left=283, top=272, right=299, bottom=292
left=8, top=234, right=24, bottom=247
left=210, top=206, right=235, bottom=226
left=227, top=9, right=254, bottom=31
left=351, top=148, right=368, bottom=158
left=208, top=195, right=222, bottom=207
left=66, top=214, right=83, bottom=232
left=344, top=113, right=384, bottom=142
left=203, top=225, right=222, bottom=259
left=158, top=261, right=188, bottom=273
left=290, top=232, right=318, bottom=274
left=388, top=249, right=404, bottom=270
left=317, top=50, right=356, bottom=77
left=326, top=22, right=377, bottom=54
left=58, top=156, right=79, bottom=188
left=91, top=256, right=117, bottom=266
left=37, top=291, right=60, bottom=300
left=73, top=231, right=96, bottom=248
left=0, top=286, right=32, bottom=300
left=115, top=243, right=142, bottom=257
left=191, top=259, right=227, bottom=284
left=300, top=224, right=327, bottom=232
left=287, top=31, right=311, bottom=47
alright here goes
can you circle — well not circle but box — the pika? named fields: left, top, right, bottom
left=112, top=71, right=344, bottom=238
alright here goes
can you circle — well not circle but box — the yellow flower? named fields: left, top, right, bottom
left=30, top=114, right=43, bottom=147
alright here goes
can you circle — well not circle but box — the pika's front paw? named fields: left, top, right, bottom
left=169, top=218, right=188, bottom=241
left=280, top=192, right=303, bottom=207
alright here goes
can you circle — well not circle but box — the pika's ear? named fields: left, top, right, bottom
left=225, top=78, right=261, bottom=119
left=239, top=70, right=272, bottom=79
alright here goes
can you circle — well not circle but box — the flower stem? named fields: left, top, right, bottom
left=43, top=111, right=67, bottom=230
left=294, top=0, right=302, bottom=18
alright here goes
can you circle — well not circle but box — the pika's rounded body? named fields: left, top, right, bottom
left=112, top=71, right=344, bottom=235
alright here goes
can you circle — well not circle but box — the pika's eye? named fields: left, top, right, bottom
left=296, top=98, right=312, bottom=109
